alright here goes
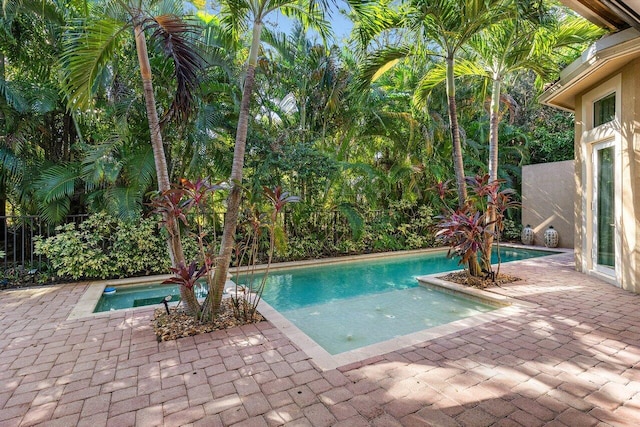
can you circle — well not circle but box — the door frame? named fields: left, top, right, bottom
left=580, top=74, right=621, bottom=286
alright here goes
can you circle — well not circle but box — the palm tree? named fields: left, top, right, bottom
left=357, top=0, right=515, bottom=208
left=61, top=0, right=204, bottom=315
left=418, top=12, right=602, bottom=272
left=407, top=0, right=516, bottom=207
left=466, top=14, right=601, bottom=183
left=208, top=0, right=331, bottom=317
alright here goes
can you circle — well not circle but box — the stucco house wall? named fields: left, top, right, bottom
left=573, top=59, right=640, bottom=290
left=522, top=160, right=575, bottom=248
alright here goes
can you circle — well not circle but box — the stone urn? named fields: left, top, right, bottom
left=521, top=224, right=534, bottom=245
left=544, top=226, right=559, bottom=248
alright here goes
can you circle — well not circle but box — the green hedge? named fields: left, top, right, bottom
left=34, top=212, right=198, bottom=280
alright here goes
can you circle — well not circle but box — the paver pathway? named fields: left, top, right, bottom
left=1, top=252, right=639, bottom=426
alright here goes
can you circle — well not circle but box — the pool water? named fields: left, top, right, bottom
left=253, top=248, right=551, bottom=354
left=93, top=281, right=208, bottom=313
left=95, top=247, right=550, bottom=313
left=257, top=247, right=551, bottom=312
left=281, top=287, right=495, bottom=354
left=94, top=247, right=554, bottom=355
left=94, top=247, right=554, bottom=353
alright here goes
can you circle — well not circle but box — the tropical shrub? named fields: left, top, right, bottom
left=279, top=201, right=439, bottom=260
left=501, top=219, right=521, bottom=242
left=150, top=179, right=298, bottom=321
left=436, top=175, right=519, bottom=279
left=34, top=212, right=198, bottom=280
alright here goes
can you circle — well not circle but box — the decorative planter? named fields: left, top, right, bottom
left=544, top=226, right=559, bottom=248
left=521, top=224, right=534, bottom=245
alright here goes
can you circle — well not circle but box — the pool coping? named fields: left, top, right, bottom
left=68, top=274, right=236, bottom=320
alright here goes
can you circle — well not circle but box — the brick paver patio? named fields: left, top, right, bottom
left=1, top=252, right=639, bottom=426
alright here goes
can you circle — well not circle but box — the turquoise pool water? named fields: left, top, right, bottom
left=93, top=281, right=209, bottom=313
left=251, top=247, right=552, bottom=353
left=94, top=247, right=554, bottom=353
left=257, top=247, right=552, bottom=312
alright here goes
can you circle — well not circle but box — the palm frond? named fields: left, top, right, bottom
left=61, top=17, right=129, bottom=110
left=280, top=2, right=331, bottom=44
left=347, top=0, right=401, bottom=50
left=26, top=84, right=60, bottom=114
left=0, top=79, right=28, bottom=113
left=261, top=27, right=295, bottom=63
left=336, top=202, right=364, bottom=240
left=146, top=14, right=205, bottom=123
left=0, top=147, right=24, bottom=180
left=149, top=0, right=185, bottom=17
left=413, top=63, right=446, bottom=107
left=123, top=146, right=156, bottom=190
left=219, top=0, right=249, bottom=42
left=35, top=163, right=81, bottom=204
left=355, top=45, right=412, bottom=92
left=104, top=186, right=143, bottom=221
left=80, top=140, right=124, bottom=185
left=553, top=15, right=605, bottom=50
left=38, top=198, right=71, bottom=225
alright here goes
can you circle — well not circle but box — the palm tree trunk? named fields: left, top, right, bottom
left=445, top=57, right=478, bottom=275
left=488, top=78, right=501, bottom=183
left=482, top=78, right=502, bottom=274
left=445, top=57, right=467, bottom=207
left=208, top=21, right=263, bottom=316
left=134, top=24, right=200, bottom=316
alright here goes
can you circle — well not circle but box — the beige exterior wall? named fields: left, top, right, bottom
left=620, top=60, right=639, bottom=291
left=574, top=92, right=585, bottom=274
left=573, top=59, right=640, bottom=291
left=522, top=160, right=575, bottom=248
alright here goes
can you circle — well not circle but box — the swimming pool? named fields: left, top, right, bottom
left=89, top=246, right=556, bottom=359
left=257, top=247, right=551, bottom=312
left=253, top=247, right=551, bottom=354
left=94, top=247, right=552, bottom=314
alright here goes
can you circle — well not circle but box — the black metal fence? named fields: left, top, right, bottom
left=0, top=215, right=89, bottom=270
left=0, top=209, right=410, bottom=271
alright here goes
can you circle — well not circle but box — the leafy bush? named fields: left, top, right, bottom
left=501, top=219, right=521, bottom=241
left=436, top=175, right=519, bottom=277
left=279, top=201, right=438, bottom=260
left=34, top=212, right=198, bottom=280
left=35, top=201, right=442, bottom=281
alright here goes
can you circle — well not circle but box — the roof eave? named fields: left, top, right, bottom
left=539, top=28, right=640, bottom=111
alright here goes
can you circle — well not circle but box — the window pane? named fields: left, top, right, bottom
left=597, top=146, right=615, bottom=268
left=594, top=93, right=615, bottom=127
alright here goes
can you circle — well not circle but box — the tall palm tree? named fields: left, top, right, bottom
left=61, top=0, right=204, bottom=315
left=407, top=0, right=514, bottom=207
left=357, top=0, right=514, bottom=208
left=208, top=0, right=331, bottom=317
left=471, top=14, right=601, bottom=272
left=418, top=12, right=602, bottom=272
left=466, top=14, right=601, bottom=183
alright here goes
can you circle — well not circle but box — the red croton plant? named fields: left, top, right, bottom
left=151, top=178, right=298, bottom=321
left=435, top=174, right=519, bottom=281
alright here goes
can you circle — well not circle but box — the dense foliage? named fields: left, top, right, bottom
left=34, top=212, right=199, bottom=280
left=1, top=0, right=603, bottom=280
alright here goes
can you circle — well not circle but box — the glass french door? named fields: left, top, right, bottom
left=593, top=141, right=615, bottom=274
